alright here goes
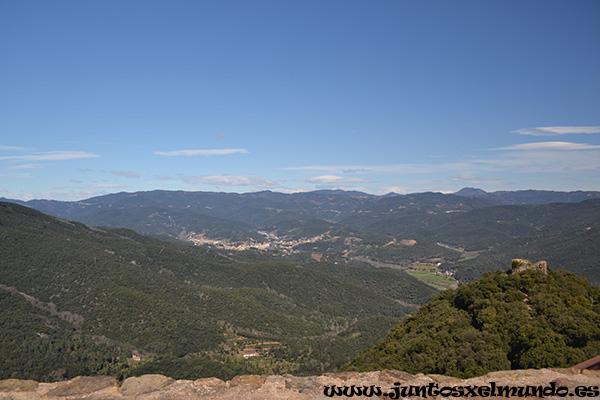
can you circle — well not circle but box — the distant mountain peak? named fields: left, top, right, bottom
left=454, top=187, right=489, bottom=198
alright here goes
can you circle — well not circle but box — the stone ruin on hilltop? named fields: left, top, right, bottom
left=510, top=258, right=548, bottom=275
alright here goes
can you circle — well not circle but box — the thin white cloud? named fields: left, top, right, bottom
left=493, top=141, right=600, bottom=151
left=284, top=163, right=471, bottom=175
left=0, top=145, right=26, bottom=151
left=284, top=165, right=370, bottom=173
left=312, top=185, right=371, bottom=192
left=110, top=170, right=140, bottom=178
left=303, top=175, right=369, bottom=184
left=86, top=184, right=130, bottom=188
left=185, top=174, right=277, bottom=187
left=0, top=173, right=34, bottom=179
left=286, top=144, right=600, bottom=185
left=154, top=149, right=248, bottom=156
left=450, top=174, right=506, bottom=185
left=0, top=151, right=100, bottom=161
left=154, top=174, right=175, bottom=180
left=473, top=149, right=600, bottom=172
left=12, top=190, right=109, bottom=201
left=513, top=126, right=600, bottom=136
left=5, top=164, right=43, bottom=170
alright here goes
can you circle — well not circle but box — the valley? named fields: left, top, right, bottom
left=3, top=0, right=599, bottom=391
left=5, top=188, right=599, bottom=286
left=184, top=226, right=461, bottom=290
left=0, top=201, right=433, bottom=381
left=1, top=187, right=599, bottom=382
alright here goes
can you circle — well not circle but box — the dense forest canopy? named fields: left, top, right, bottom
left=344, top=261, right=600, bottom=378
left=0, top=201, right=434, bottom=381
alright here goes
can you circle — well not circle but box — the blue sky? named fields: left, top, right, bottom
left=1, top=0, right=599, bottom=200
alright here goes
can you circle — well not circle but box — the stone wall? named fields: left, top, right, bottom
left=1, top=368, right=599, bottom=400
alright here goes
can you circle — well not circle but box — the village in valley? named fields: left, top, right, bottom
left=185, top=230, right=326, bottom=253
left=185, top=229, right=458, bottom=290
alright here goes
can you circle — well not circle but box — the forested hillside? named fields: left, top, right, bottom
left=0, top=202, right=436, bottom=381
left=344, top=260, right=600, bottom=378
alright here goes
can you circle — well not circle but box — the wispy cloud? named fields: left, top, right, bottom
left=285, top=165, right=373, bottom=174
left=287, top=142, right=600, bottom=184
left=0, top=172, right=34, bottom=179
left=86, top=184, right=130, bottom=188
left=474, top=149, right=600, bottom=172
left=493, top=141, right=600, bottom=151
left=154, top=174, right=175, bottom=180
left=301, top=174, right=372, bottom=193
left=13, top=189, right=111, bottom=201
left=5, top=164, right=43, bottom=170
left=154, top=149, right=248, bottom=156
left=184, top=174, right=277, bottom=187
left=110, top=170, right=140, bottom=178
left=284, top=163, right=470, bottom=175
left=450, top=174, right=506, bottom=185
left=303, top=175, right=369, bottom=184
left=513, top=126, right=600, bottom=136
left=0, top=145, right=26, bottom=151
left=0, top=151, right=100, bottom=161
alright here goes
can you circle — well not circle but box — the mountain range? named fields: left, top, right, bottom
left=2, top=188, right=599, bottom=284
left=1, top=186, right=600, bottom=381
left=454, top=187, right=600, bottom=205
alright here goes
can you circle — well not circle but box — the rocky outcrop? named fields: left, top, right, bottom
left=1, top=368, right=599, bottom=400
left=510, top=259, right=548, bottom=275
left=0, top=284, right=84, bottom=327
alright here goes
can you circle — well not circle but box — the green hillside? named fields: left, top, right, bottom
left=0, top=288, right=123, bottom=382
left=344, top=260, right=600, bottom=378
left=0, top=202, right=436, bottom=381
